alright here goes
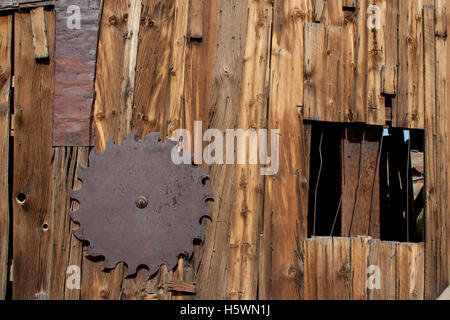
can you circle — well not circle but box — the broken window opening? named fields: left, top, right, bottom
left=307, top=123, right=424, bottom=243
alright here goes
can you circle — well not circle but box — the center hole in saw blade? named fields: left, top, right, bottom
left=135, top=196, right=148, bottom=209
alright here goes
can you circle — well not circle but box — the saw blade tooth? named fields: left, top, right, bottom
left=69, top=188, right=81, bottom=200
left=105, top=137, right=116, bottom=151
left=124, top=131, right=138, bottom=146
left=68, top=209, right=80, bottom=223
left=103, top=258, right=118, bottom=270
left=124, top=263, right=138, bottom=277
left=192, top=167, right=209, bottom=184
left=161, top=139, right=179, bottom=152
left=193, top=225, right=206, bottom=242
left=198, top=203, right=213, bottom=220
left=142, top=132, right=160, bottom=144
left=76, top=165, right=87, bottom=181
left=73, top=228, right=86, bottom=241
left=85, top=245, right=103, bottom=257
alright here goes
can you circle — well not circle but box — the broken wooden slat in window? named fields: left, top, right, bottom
left=30, top=6, right=49, bottom=59
left=341, top=127, right=382, bottom=239
left=53, top=0, right=101, bottom=146
left=304, top=23, right=344, bottom=123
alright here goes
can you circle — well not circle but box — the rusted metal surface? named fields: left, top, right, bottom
left=0, top=0, right=54, bottom=10
left=53, top=0, right=101, bottom=146
left=70, top=132, right=213, bottom=276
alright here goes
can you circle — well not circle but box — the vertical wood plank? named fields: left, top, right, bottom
left=446, top=0, right=450, bottom=289
left=342, top=6, right=357, bottom=122
left=366, top=0, right=386, bottom=125
left=434, top=0, right=449, bottom=298
left=116, top=0, right=142, bottom=145
left=395, top=0, right=428, bottom=129
left=350, top=237, right=369, bottom=300
left=332, top=238, right=352, bottom=300
left=303, top=239, right=317, bottom=300
left=195, top=0, right=246, bottom=300
left=227, top=0, right=272, bottom=300
left=12, top=9, right=54, bottom=300
left=132, top=0, right=175, bottom=139
left=397, top=243, right=425, bottom=300
left=316, top=237, right=333, bottom=300
left=341, top=128, right=381, bottom=238
left=304, top=23, right=344, bottom=123
left=30, top=7, right=49, bottom=59
left=29, top=6, right=48, bottom=60
left=0, top=14, right=12, bottom=300
left=93, top=0, right=132, bottom=151
left=376, top=241, right=397, bottom=300
left=165, top=0, right=189, bottom=139
left=423, top=4, right=438, bottom=299
left=188, top=0, right=205, bottom=39
left=64, top=148, right=89, bottom=300
left=353, top=0, right=368, bottom=123
left=262, top=0, right=313, bottom=299
left=184, top=0, right=217, bottom=160
left=49, top=147, right=88, bottom=299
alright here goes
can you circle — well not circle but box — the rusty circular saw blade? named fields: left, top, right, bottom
left=69, top=132, right=213, bottom=276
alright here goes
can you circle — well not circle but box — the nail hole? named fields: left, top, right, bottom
left=16, top=193, right=27, bottom=204
left=42, top=224, right=49, bottom=231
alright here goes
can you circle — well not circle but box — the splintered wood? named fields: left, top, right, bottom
left=303, top=237, right=425, bottom=300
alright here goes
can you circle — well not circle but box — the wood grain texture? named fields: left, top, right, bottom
left=423, top=4, right=438, bottom=299
left=227, top=0, right=272, bottom=300
left=304, top=23, right=344, bottom=123
left=132, top=0, right=175, bottom=139
left=395, top=0, right=433, bottom=129
left=93, top=0, right=132, bottom=151
left=50, top=147, right=88, bottom=300
left=195, top=0, right=246, bottom=300
left=397, top=243, right=424, bottom=300
left=30, top=7, right=49, bottom=59
left=116, top=0, right=142, bottom=145
left=447, top=0, right=450, bottom=287
left=166, top=0, right=189, bottom=139
left=423, top=3, right=448, bottom=299
left=261, top=0, right=313, bottom=300
left=188, top=0, right=205, bottom=39
left=12, top=9, right=54, bottom=300
left=434, top=0, right=449, bottom=298
left=365, top=0, right=386, bottom=125
left=302, top=237, right=424, bottom=300
left=0, top=14, right=12, bottom=300
left=341, top=128, right=381, bottom=238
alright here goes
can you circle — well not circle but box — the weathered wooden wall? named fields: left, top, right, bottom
left=0, top=0, right=448, bottom=300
